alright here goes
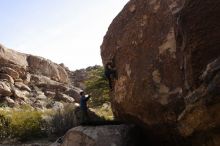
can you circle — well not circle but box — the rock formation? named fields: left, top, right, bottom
left=0, top=44, right=80, bottom=109
left=53, top=125, right=142, bottom=146
left=101, top=0, right=220, bottom=145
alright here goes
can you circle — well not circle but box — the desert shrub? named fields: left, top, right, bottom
left=44, top=103, right=78, bottom=137
left=0, top=114, right=11, bottom=140
left=0, top=108, right=45, bottom=141
left=92, top=103, right=114, bottom=120
left=44, top=103, right=109, bottom=136
left=0, top=104, right=86, bottom=142
left=10, top=110, right=45, bottom=141
left=0, top=103, right=7, bottom=108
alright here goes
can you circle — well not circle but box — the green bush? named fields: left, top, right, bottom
left=0, top=104, right=82, bottom=142
left=10, top=110, right=45, bottom=141
left=0, top=114, right=11, bottom=140
left=0, top=108, right=45, bottom=141
left=84, top=66, right=114, bottom=120
left=85, top=66, right=110, bottom=107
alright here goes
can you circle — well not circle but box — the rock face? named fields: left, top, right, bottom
left=0, top=44, right=81, bottom=109
left=101, top=0, right=220, bottom=145
left=0, top=44, right=28, bottom=67
left=27, top=55, right=69, bottom=83
left=59, top=125, right=142, bottom=146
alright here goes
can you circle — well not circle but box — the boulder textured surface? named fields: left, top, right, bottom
left=59, top=125, right=141, bottom=146
left=101, top=0, right=220, bottom=145
left=27, top=55, right=69, bottom=83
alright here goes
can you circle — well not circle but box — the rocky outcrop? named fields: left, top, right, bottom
left=0, top=44, right=80, bottom=109
left=57, top=125, right=142, bottom=146
left=0, top=44, right=28, bottom=67
left=101, top=0, right=220, bottom=145
left=27, top=55, right=69, bottom=83
left=0, top=67, right=19, bottom=79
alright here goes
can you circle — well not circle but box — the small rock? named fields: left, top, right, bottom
left=0, top=81, right=12, bottom=96
left=15, top=98, right=27, bottom=105
left=44, top=91, right=56, bottom=98
left=0, top=73, right=14, bottom=84
left=34, top=100, right=46, bottom=109
left=15, top=82, right=31, bottom=92
left=14, top=78, right=24, bottom=82
left=56, top=93, right=75, bottom=103
left=0, top=67, right=19, bottom=79
left=3, top=96, right=16, bottom=107
left=13, top=88, right=28, bottom=101
left=129, top=4, right=136, bottom=13
left=23, top=73, right=31, bottom=84
left=47, top=101, right=64, bottom=110
left=36, top=94, right=47, bottom=100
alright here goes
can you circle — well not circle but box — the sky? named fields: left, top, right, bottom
left=0, top=0, right=129, bottom=70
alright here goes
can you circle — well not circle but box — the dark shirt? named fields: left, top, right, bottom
left=105, top=68, right=111, bottom=78
left=105, top=67, right=115, bottom=79
left=80, top=95, right=90, bottom=111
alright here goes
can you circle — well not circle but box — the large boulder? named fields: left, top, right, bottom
left=30, top=75, right=69, bottom=93
left=0, top=44, right=28, bottom=67
left=27, top=55, right=69, bottom=83
left=101, top=0, right=186, bottom=126
left=60, top=125, right=141, bottom=146
left=101, top=0, right=220, bottom=145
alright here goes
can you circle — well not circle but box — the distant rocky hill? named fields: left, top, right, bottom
left=0, top=43, right=80, bottom=110
left=66, top=65, right=101, bottom=90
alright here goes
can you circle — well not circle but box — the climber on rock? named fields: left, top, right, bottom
left=104, top=61, right=117, bottom=90
left=79, top=91, right=91, bottom=124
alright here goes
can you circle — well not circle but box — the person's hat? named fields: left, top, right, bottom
left=79, top=90, right=84, bottom=95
